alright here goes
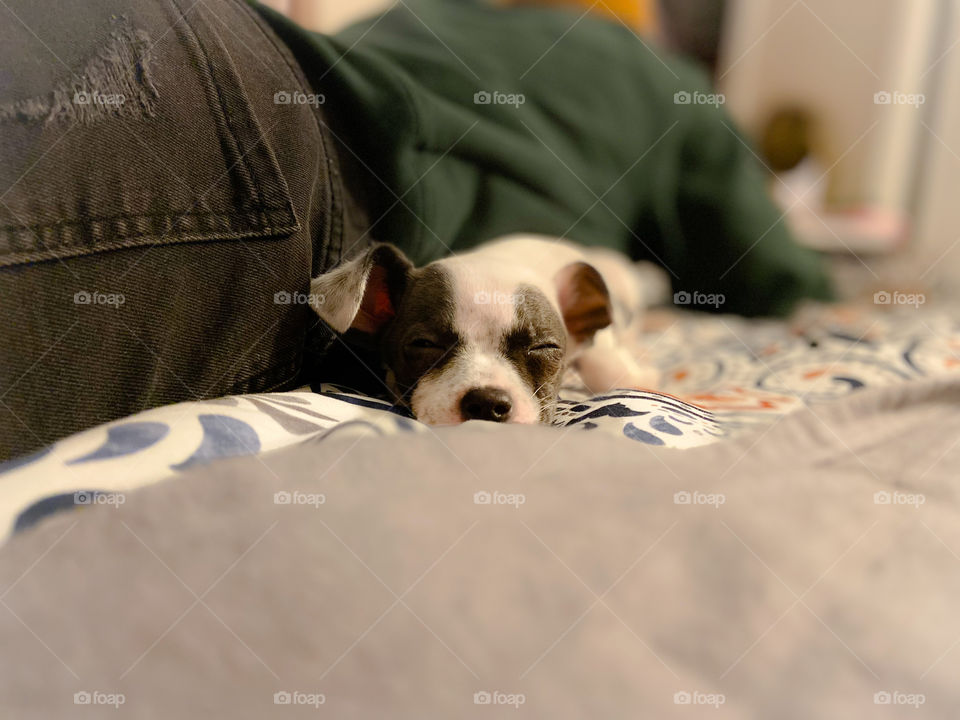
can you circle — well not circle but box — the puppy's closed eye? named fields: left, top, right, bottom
left=407, top=338, right=443, bottom=350
left=403, top=337, right=456, bottom=374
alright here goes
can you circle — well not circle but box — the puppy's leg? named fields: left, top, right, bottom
left=571, top=327, right=660, bottom=393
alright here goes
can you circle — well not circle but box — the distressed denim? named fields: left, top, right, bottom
left=0, top=0, right=355, bottom=459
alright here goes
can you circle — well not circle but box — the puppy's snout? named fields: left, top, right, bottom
left=460, top=387, right=512, bottom=423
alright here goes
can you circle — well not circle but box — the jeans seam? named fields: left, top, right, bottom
left=170, top=0, right=269, bottom=211
left=0, top=206, right=291, bottom=233
left=235, top=0, right=341, bottom=272
left=0, top=221, right=295, bottom=268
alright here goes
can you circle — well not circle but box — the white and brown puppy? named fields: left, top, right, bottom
left=310, top=235, right=661, bottom=424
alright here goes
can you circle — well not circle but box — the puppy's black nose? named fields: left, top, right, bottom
left=460, top=387, right=512, bottom=423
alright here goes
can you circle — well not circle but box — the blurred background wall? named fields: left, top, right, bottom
left=720, top=0, right=959, bottom=295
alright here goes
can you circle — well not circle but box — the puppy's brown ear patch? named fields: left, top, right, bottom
left=555, top=261, right=613, bottom=344
left=310, top=244, right=412, bottom=335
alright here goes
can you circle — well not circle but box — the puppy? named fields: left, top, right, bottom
left=309, top=235, right=661, bottom=424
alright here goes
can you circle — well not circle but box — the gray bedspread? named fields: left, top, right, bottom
left=1, top=378, right=958, bottom=718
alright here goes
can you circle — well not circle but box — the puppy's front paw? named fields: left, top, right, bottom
left=574, top=346, right=661, bottom=394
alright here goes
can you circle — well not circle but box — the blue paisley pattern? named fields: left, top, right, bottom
left=66, top=422, right=169, bottom=464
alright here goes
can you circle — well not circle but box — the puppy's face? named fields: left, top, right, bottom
left=310, top=244, right=611, bottom=425
left=381, top=263, right=567, bottom=423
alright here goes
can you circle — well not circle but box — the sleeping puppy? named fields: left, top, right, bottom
left=309, top=234, right=661, bottom=424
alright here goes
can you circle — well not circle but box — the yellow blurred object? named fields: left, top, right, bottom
left=504, top=0, right=660, bottom=33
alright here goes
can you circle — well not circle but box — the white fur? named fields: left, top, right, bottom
left=409, top=258, right=542, bottom=424
left=311, top=234, right=662, bottom=423
left=409, top=235, right=661, bottom=423
left=451, top=235, right=662, bottom=393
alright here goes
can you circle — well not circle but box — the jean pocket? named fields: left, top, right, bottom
left=0, top=0, right=299, bottom=268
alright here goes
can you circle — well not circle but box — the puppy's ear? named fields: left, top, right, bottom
left=309, top=243, right=413, bottom=334
left=554, top=261, right=613, bottom=344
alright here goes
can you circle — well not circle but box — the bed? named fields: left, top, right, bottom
left=0, top=323, right=958, bottom=717
left=3, top=301, right=957, bottom=541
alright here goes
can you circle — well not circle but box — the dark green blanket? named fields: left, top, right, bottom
left=254, top=0, right=832, bottom=316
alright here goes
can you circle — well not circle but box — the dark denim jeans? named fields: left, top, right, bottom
left=0, top=0, right=356, bottom=460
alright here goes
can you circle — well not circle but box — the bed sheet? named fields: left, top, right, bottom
left=1, top=303, right=957, bottom=539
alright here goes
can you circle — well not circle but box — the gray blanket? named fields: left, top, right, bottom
left=1, top=378, right=958, bottom=718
